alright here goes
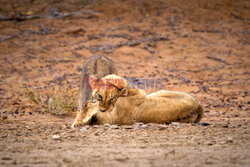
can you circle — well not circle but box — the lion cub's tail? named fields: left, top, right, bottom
left=194, top=104, right=204, bottom=123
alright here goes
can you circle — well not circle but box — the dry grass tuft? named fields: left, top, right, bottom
left=21, top=85, right=78, bottom=115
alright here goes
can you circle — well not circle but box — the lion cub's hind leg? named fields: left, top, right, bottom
left=148, top=90, right=204, bottom=123
left=179, top=105, right=204, bottom=123
left=178, top=113, right=198, bottom=123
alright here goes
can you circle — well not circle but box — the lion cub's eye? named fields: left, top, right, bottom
left=98, top=94, right=103, bottom=101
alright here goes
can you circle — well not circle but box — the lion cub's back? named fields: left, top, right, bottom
left=147, top=90, right=193, bottom=100
left=136, top=90, right=202, bottom=123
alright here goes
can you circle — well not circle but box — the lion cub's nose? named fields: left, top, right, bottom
left=100, top=109, right=106, bottom=112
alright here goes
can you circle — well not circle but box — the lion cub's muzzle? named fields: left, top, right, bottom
left=99, top=105, right=108, bottom=112
left=100, top=109, right=106, bottom=112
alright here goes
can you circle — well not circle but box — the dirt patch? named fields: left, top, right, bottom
left=0, top=0, right=249, bottom=166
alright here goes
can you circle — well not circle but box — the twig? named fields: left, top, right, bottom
left=230, top=13, right=244, bottom=21
left=0, top=27, right=58, bottom=43
left=107, top=33, right=133, bottom=40
left=0, top=35, right=17, bottom=43
left=77, top=35, right=169, bottom=53
left=206, top=56, right=229, bottom=64
left=193, top=29, right=222, bottom=33
left=0, top=10, right=98, bottom=22
left=143, top=43, right=155, bottom=54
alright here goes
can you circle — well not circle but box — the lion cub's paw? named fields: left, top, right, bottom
left=71, top=119, right=83, bottom=128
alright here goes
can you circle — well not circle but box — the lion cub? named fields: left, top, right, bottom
left=72, top=74, right=204, bottom=126
left=74, top=90, right=204, bottom=125
left=72, top=55, right=117, bottom=127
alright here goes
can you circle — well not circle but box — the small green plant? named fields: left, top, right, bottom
left=21, top=85, right=78, bottom=115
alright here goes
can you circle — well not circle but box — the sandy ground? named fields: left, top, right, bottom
left=0, top=0, right=249, bottom=166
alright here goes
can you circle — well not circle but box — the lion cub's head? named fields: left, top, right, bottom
left=81, top=100, right=113, bottom=125
left=88, top=74, right=128, bottom=112
left=80, top=101, right=99, bottom=125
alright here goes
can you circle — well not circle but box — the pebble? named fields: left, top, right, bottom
left=1, top=115, right=8, bottom=120
left=158, top=126, right=167, bottom=130
left=141, top=124, right=148, bottom=129
left=199, top=123, right=210, bottom=126
left=134, top=122, right=144, bottom=126
left=221, top=124, right=229, bottom=128
left=62, top=125, right=71, bottom=129
left=124, top=125, right=133, bottom=129
left=226, top=137, right=233, bottom=143
left=15, top=132, right=22, bottom=136
left=68, top=129, right=76, bottom=133
left=205, top=161, right=213, bottom=164
left=63, top=158, right=72, bottom=163
left=80, top=127, right=88, bottom=132
left=115, top=155, right=129, bottom=161
left=1, top=133, right=8, bottom=138
left=84, top=125, right=90, bottom=129
left=111, top=125, right=119, bottom=129
left=93, top=125, right=99, bottom=128
left=104, top=123, right=111, bottom=127
left=26, top=126, right=32, bottom=130
left=139, top=145, right=147, bottom=149
left=52, top=135, right=61, bottom=140
left=132, top=122, right=145, bottom=128
left=171, top=122, right=180, bottom=126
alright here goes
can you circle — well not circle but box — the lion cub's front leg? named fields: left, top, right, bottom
left=72, top=111, right=84, bottom=127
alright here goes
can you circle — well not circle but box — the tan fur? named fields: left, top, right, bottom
left=72, top=55, right=117, bottom=127
left=74, top=90, right=204, bottom=126
left=88, top=74, right=146, bottom=112
left=72, top=101, right=99, bottom=126
left=72, top=74, right=204, bottom=127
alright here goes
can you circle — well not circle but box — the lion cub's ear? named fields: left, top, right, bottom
left=88, top=75, right=99, bottom=89
left=120, top=88, right=128, bottom=97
